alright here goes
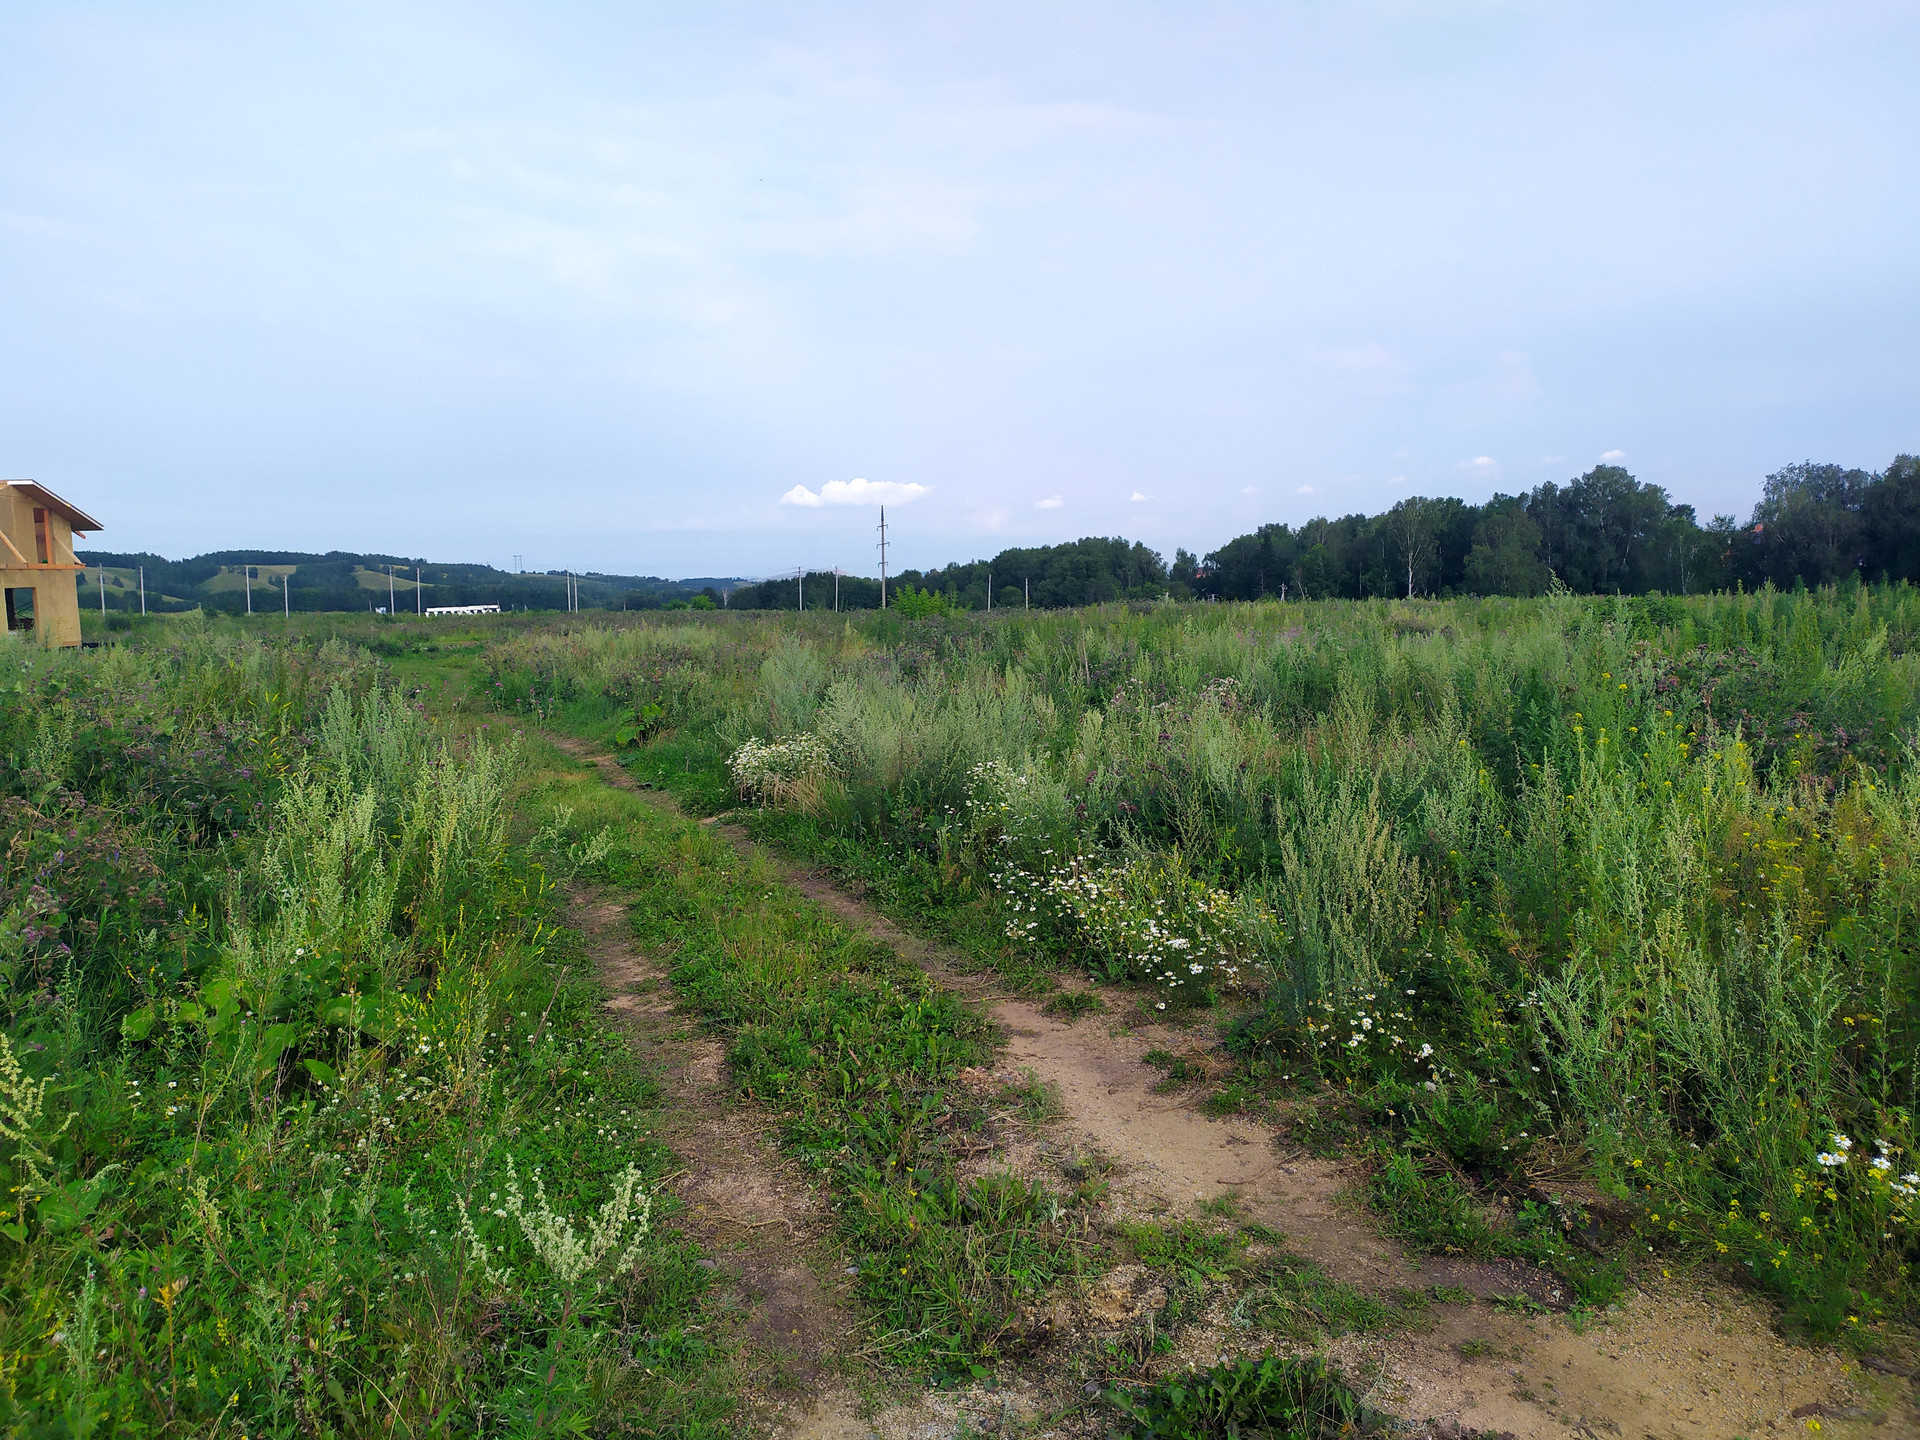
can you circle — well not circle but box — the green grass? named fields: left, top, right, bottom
left=1234, top=1253, right=1427, bottom=1342
left=0, top=631, right=740, bottom=1436
left=1040, top=990, right=1106, bottom=1022
left=1102, top=1355, right=1381, bottom=1439
left=471, top=589, right=1920, bottom=1340
left=549, top=752, right=1097, bottom=1378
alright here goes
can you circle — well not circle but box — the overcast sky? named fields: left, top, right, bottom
left=3, top=2, right=1916, bottom=577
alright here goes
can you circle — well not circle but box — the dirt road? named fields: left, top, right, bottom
left=555, top=733, right=1905, bottom=1440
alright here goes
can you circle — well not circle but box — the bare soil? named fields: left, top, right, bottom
left=554, top=735, right=1907, bottom=1439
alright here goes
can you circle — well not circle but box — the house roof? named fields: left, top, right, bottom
left=7, top=480, right=103, bottom=534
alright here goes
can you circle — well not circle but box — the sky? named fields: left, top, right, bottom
left=3, top=2, right=1916, bottom=578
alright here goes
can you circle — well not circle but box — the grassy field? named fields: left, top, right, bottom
left=9, top=587, right=1920, bottom=1435
left=0, top=625, right=747, bottom=1435
left=470, top=585, right=1920, bottom=1340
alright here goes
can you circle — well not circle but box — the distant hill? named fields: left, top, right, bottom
left=70, top=548, right=746, bottom=614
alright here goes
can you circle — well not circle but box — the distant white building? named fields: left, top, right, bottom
left=425, top=604, right=501, bottom=616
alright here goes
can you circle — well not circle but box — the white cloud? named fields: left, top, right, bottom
left=1295, top=484, right=1318, bottom=494
left=1129, top=491, right=1149, bottom=502
left=1456, top=457, right=1499, bottom=474
left=1387, top=474, right=1409, bottom=485
left=1034, top=495, right=1064, bottom=509
left=1599, top=449, right=1626, bottom=462
left=1241, top=486, right=1256, bottom=495
left=1541, top=454, right=1566, bottom=463
left=779, top=476, right=930, bottom=507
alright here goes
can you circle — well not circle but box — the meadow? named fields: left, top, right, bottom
left=9, top=583, right=1920, bottom=1437
left=479, top=583, right=1920, bottom=1339
left=0, top=617, right=738, bottom=1435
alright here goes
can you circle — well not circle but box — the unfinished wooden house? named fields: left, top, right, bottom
left=2, top=480, right=101, bottom=647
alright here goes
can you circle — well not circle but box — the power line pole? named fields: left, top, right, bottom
left=387, top=565, right=395, bottom=616
left=416, top=565, right=422, bottom=615
left=1024, top=577, right=1029, bottom=610
left=987, top=570, right=992, bottom=613
left=834, top=568, right=841, bottom=612
left=99, top=566, right=106, bottom=617
left=284, top=570, right=290, bottom=618
left=877, top=506, right=889, bottom=609
left=245, top=565, right=252, bottom=615
left=139, top=565, right=145, bottom=616
left=798, top=568, right=804, bottom=612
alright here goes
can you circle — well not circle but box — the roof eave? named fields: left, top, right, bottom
left=7, top=480, right=104, bottom=534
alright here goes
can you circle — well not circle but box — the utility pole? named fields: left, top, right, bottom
left=514, top=553, right=523, bottom=575
left=877, top=506, right=889, bottom=609
left=834, top=569, right=841, bottom=612
left=99, top=566, right=106, bottom=616
left=1024, top=577, right=1029, bottom=610
left=798, top=568, right=804, bottom=612
left=387, top=565, right=395, bottom=616
left=284, top=571, right=290, bottom=618
left=245, top=565, right=253, bottom=615
left=139, top=566, right=145, bottom=616
left=416, top=565, right=422, bottom=615
left=987, top=571, right=991, bottom=612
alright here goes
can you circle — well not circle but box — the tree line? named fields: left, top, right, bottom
left=1199, top=456, right=1919, bottom=601
left=77, top=453, right=1918, bottom=616
left=725, top=537, right=1182, bottom=611
left=728, top=453, right=1917, bottom=611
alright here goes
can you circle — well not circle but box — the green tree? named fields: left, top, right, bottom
left=1463, top=498, right=1550, bottom=596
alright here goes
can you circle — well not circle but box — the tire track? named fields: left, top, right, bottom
left=553, top=733, right=1895, bottom=1440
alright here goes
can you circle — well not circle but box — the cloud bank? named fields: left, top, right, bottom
left=780, top=478, right=931, bottom=507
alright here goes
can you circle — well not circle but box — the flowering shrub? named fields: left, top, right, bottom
left=1300, top=984, right=1438, bottom=1088
left=456, top=1154, right=652, bottom=1296
left=959, top=758, right=1074, bottom=866
left=993, top=849, right=1265, bottom=1008
left=728, top=731, right=835, bottom=805
left=964, top=760, right=1268, bottom=1005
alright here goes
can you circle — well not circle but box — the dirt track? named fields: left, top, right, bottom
left=554, top=733, right=1908, bottom=1440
